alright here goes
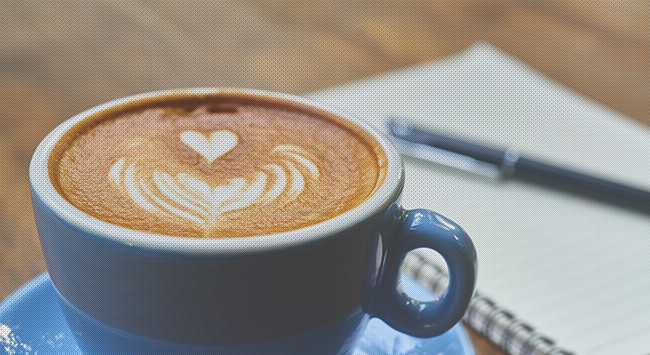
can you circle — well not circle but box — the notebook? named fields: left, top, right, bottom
left=308, top=43, right=650, bottom=355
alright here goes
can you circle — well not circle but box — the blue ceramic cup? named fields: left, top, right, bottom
left=30, top=89, right=477, bottom=354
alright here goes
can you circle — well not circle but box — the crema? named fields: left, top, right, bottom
left=51, top=93, right=386, bottom=238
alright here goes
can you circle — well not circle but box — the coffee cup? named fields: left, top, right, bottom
left=30, top=88, right=477, bottom=354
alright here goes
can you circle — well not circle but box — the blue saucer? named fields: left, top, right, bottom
left=0, top=273, right=474, bottom=354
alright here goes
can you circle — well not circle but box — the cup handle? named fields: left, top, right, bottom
left=372, top=209, right=477, bottom=338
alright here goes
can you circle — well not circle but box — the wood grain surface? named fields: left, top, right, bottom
left=2, top=1, right=649, bottom=354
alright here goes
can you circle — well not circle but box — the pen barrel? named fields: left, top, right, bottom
left=389, top=121, right=505, bottom=166
left=388, top=119, right=650, bottom=214
left=514, top=157, right=650, bottom=214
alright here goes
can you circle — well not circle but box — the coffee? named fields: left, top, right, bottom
left=50, top=93, right=386, bottom=238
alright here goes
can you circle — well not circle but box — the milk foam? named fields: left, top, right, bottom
left=108, top=131, right=319, bottom=228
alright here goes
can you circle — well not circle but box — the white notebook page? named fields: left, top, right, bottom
left=308, top=43, right=650, bottom=354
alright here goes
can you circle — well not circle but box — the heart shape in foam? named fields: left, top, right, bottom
left=180, top=130, right=238, bottom=163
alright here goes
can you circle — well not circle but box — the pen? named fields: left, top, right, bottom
left=387, top=118, right=650, bottom=215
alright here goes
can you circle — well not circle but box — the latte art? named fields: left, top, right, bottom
left=53, top=96, right=385, bottom=238
left=108, top=132, right=319, bottom=228
left=179, top=130, right=238, bottom=163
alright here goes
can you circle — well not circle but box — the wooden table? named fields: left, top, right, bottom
left=2, top=1, right=649, bottom=354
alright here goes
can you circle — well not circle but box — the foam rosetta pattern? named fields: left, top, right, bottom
left=108, top=131, right=319, bottom=228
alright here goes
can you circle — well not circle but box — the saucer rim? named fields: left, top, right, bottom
left=0, top=272, right=476, bottom=355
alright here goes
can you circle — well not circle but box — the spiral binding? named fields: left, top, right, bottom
left=401, top=250, right=575, bottom=355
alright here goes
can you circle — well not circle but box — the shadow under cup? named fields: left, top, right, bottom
left=29, top=88, right=477, bottom=354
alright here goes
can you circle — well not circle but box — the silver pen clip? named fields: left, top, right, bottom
left=388, top=133, right=503, bottom=180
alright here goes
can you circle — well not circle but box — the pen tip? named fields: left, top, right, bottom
left=386, top=117, right=411, bottom=137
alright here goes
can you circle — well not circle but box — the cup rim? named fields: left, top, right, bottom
left=29, top=88, right=403, bottom=254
